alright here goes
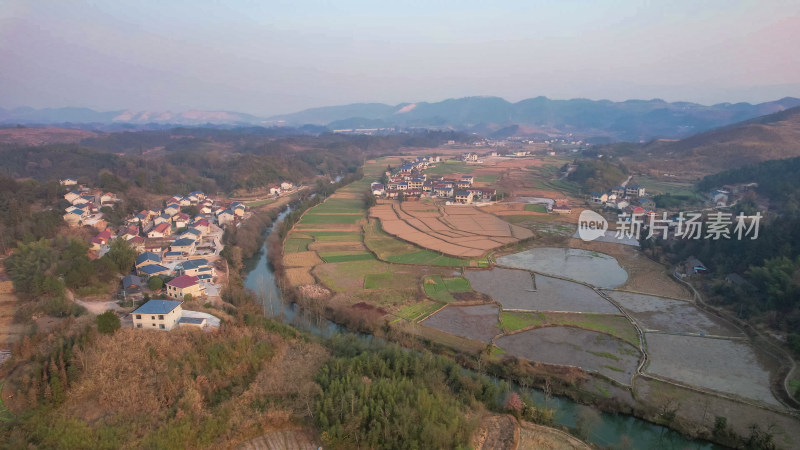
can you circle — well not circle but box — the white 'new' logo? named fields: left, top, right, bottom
left=578, top=210, right=607, bottom=241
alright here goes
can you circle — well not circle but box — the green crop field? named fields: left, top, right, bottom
left=284, top=238, right=312, bottom=253
left=305, top=231, right=359, bottom=236
left=298, top=214, right=363, bottom=225
left=314, top=233, right=363, bottom=242
left=244, top=198, right=276, bottom=208
left=364, top=271, right=419, bottom=290
left=523, top=204, right=547, bottom=213
left=423, top=161, right=476, bottom=175
left=387, top=251, right=468, bottom=266
left=311, top=198, right=365, bottom=214
left=319, top=252, right=376, bottom=263
left=499, top=311, right=639, bottom=347
left=422, top=275, right=472, bottom=302
left=395, top=301, right=445, bottom=322
left=475, top=174, right=498, bottom=183
left=636, top=176, right=698, bottom=196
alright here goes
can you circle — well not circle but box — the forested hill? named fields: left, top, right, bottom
left=698, top=155, right=800, bottom=213
left=620, top=106, right=800, bottom=176
left=0, top=129, right=469, bottom=194
left=657, top=156, right=800, bottom=351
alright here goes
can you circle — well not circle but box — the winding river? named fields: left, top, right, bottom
left=242, top=207, right=721, bottom=449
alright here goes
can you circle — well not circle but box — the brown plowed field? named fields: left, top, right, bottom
left=369, top=201, right=533, bottom=257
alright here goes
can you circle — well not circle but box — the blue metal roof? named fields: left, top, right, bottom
left=172, top=238, right=195, bottom=247
left=182, top=259, right=208, bottom=270
left=136, top=252, right=161, bottom=265
left=133, top=300, right=182, bottom=315
left=139, top=264, right=169, bottom=275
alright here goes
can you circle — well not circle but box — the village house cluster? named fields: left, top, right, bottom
left=268, top=180, right=295, bottom=196
left=370, top=156, right=496, bottom=204
left=708, top=182, right=758, bottom=207
left=59, top=181, right=254, bottom=321
left=62, top=186, right=119, bottom=229
left=590, top=184, right=654, bottom=216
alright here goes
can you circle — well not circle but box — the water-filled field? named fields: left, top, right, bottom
left=604, top=291, right=743, bottom=336
left=421, top=304, right=500, bottom=343
left=496, top=326, right=640, bottom=385
left=496, top=247, right=628, bottom=289
left=644, top=333, right=780, bottom=406
left=465, top=268, right=618, bottom=314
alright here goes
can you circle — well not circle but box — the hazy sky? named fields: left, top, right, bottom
left=2, top=0, right=799, bottom=116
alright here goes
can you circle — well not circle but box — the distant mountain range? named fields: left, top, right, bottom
left=3, top=96, right=800, bottom=142
left=621, top=105, right=800, bottom=175
left=270, top=96, right=800, bottom=141
left=0, top=107, right=263, bottom=127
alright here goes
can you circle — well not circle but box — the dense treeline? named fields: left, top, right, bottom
left=1, top=129, right=467, bottom=196
left=219, top=210, right=276, bottom=307
left=649, top=156, right=800, bottom=356
left=315, top=335, right=553, bottom=450
left=568, top=159, right=628, bottom=193
left=0, top=175, right=67, bottom=253
left=4, top=237, right=136, bottom=318
left=698, top=156, right=800, bottom=213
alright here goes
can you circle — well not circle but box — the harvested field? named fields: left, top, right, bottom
left=496, top=327, right=640, bottom=385
left=500, top=311, right=639, bottom=347
left=282, top=251, right=323, bottom=267
left=364, top=219, right=474, bottom=266
left=285, top=267, right=315, bottom=286
left=473, top=414, right=517, bottom=450
left=369, top=201, right=532, bottom=258
left=465, top=268, right=618, bottom=314
left=421, top=304, right=501, bottom=343
left=604, top=291, right=743, bottom=336
left=237, top=429, right=319, bottom=450
left=496, top=248, right=628, bottom=289
left=644, top=333, right=781, bottom=406
left=518, top=422, right=591, bottom=450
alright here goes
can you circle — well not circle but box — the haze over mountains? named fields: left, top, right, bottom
left=3, top=96, right=800, bottom=142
